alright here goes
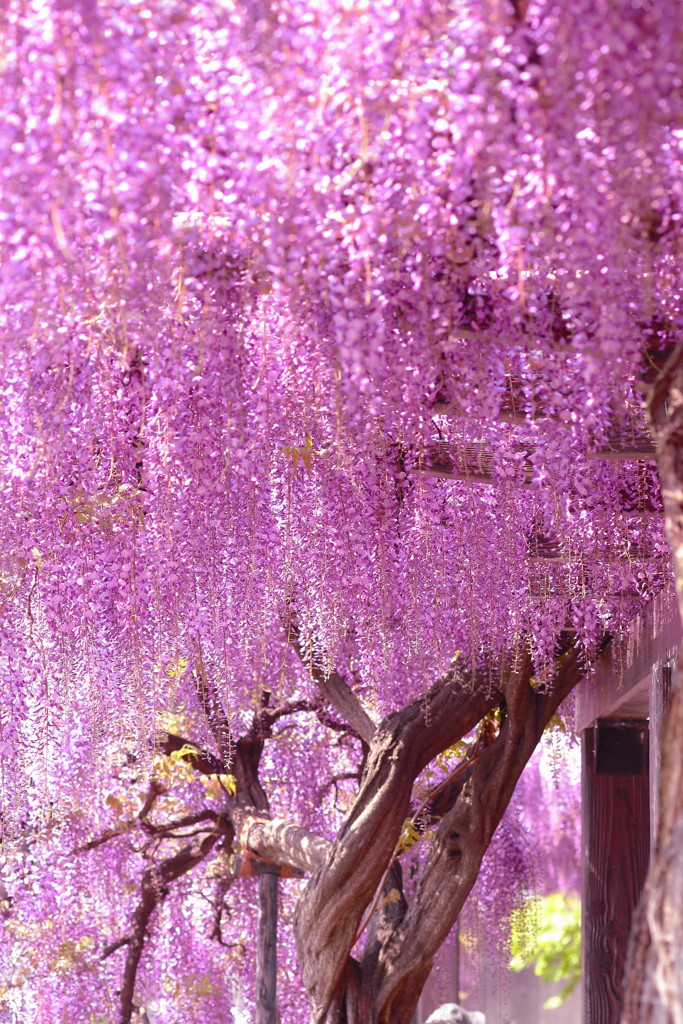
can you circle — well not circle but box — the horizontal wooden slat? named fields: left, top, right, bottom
left=413, top=466, right=492, bottom=483
left=588, top=448, right=657, bottom=462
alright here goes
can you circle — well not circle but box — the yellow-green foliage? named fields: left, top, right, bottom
left=509, top=892, right=581, bottom=1009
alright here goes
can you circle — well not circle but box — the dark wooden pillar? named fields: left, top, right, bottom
left=582, top=720, right=650, bottom=1024
left=256, top=866, right=279, bottom=1024
left=649, top=662, right=674, bottom=852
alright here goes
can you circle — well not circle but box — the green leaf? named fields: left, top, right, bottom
left=214, top=772, right=237, bottom=795
left=170, top=742, right=200, bottom=762
left=508, top=892, right=581, bottom=1006
left=380, top=887, right=402, bottom=908
left=397, top=818, right=421, bottom=853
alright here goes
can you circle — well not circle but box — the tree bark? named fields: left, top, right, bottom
left=293, top=645, right=584, bottom=1024
left=295, top=657, right=500, bottom=1023
left=373, top=648, right=582, bottom=1024
left=624, top=347, right=683, bottom=1024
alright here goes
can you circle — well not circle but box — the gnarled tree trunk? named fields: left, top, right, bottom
left=113, top=635, right=585, bottom=1024
left=624, top=349, right=683, bottom=1024
left=289, top=648, right=583, bottom=1024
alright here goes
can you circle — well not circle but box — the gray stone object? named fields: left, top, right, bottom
left=424, top=1004, right=486, bottom=1024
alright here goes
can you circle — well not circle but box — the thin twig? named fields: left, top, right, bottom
left=101, top=936, right=131, bottom=960
left=284, top=612, right=376, bottom=744
left=192, top=646, right=234, bottom=767
left=157, top=826, right=217, bottom=840
left=143, top=810, right=220, bottom=835
left=157, top=731, right=225, bottom=776
left=118, top=830, right=221, bottom=1024
left=76, top=826, right=133, bottom=853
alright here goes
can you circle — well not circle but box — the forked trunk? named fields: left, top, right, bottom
left=294, top=647, right=583, bottom=1024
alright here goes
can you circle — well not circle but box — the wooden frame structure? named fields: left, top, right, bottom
left=575, top=588, right=679, bottom=1024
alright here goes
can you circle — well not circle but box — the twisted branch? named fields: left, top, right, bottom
left=284, top=613, right=376, bottom=745
left=117, top=830, right=223, bottom=1024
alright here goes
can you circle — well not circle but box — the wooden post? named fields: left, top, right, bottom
left=649, top=662, right=674, bottom=853
left=256, top=865, right=279, bottom=1024
left=582, top=721, right=650, bottom=1024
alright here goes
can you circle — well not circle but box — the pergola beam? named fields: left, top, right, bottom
left=588, top=448, right=657, bottom=462
left=575, top=587, right=679, bottom=732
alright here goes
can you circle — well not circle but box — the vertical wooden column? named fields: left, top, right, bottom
left=649, top=662, right=674, bottom=852
left=582, top=721, right=650, bottom=1024
left=255, top=866, right=279, bottom=1024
